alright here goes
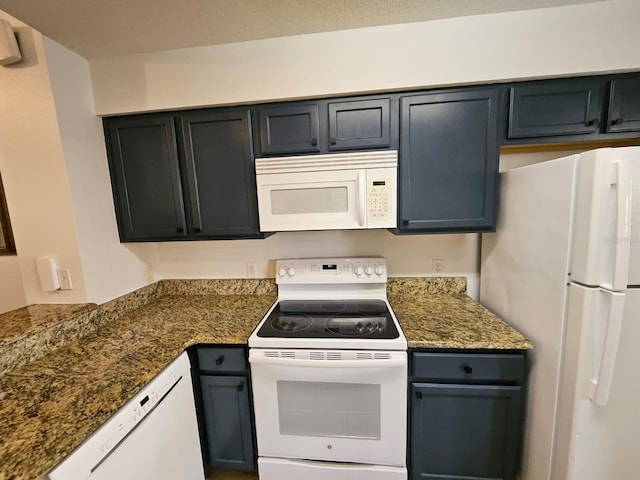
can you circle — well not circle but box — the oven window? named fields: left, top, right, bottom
left=276, top=381, right=380, bottom=439
left=270, top=187, right=348, bottom=215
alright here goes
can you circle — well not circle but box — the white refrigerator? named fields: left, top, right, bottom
left=480, top=147, right=640, bottom=480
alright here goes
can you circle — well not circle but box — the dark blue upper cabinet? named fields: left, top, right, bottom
left=105, top=114, right=187, bottom=241
left=606, top=77, right=640, bottom=133
left=104, top=108, right=263, bottom=242
left=399, top=87, right=499, bottom=233
left=179, top=109, right=261, bottom=239
left=258, top=104, right=321, bottom=155
left=328, top=98, right=391, bottom=151
left=508, top=79, right=603, bottom=138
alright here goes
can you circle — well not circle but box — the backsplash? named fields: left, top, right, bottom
left=387, top=277, right=467, bottom=296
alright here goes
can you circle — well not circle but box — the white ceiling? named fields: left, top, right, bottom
left=0, top=0, right=600, bottom=59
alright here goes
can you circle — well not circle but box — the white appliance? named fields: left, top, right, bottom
left=255, top=151, right=397, bottom=231
left=47, top=352, right=204, bottom=480
left=480, top=147, right=640, bottom=480
left=248, top=257, right=407, bottom=480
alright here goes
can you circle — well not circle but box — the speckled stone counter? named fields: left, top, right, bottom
left=387, top=277, right=531, bottom=350
left=0, top=276, right=529, bottom=480
left=391, top=294, right=532, bottom=349
left=0, top=282, right=276, bottom=480
left=0, top=304, right=97, bottom=375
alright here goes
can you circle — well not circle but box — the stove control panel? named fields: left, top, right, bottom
left=276, top=257, right=387, bottom=284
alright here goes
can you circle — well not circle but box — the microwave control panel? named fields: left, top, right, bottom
left=366, top=172, right=396, bottom=227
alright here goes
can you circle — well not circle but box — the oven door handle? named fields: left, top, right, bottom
left=249, top=356, right=406, bottom=368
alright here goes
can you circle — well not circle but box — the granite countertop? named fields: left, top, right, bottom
left=0, top=277, right=530, bottom=480
left=0, top=291, right=276, bottom=480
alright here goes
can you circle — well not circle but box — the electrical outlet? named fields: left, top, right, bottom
left=247, top=262, right=257, bottom=278
left=57, top=269, right=73, bottom=290
left=144, top=265, right=154, bottom=284
left=432, top=259, right=444, bottom=275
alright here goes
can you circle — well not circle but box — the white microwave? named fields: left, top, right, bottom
left=255, top=150, right=397, bottom=232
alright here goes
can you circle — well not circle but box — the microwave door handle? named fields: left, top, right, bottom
left=249, top=356, right=406, bottom=368
left=358, top=171, right=367, bottom=227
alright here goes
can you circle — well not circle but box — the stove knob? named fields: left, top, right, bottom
left=278, top=267, right=287, bottom=277
left=354, top=265, right=363, bottom=276
left=364, top=265, right=373, bottom=276
left=375, top=265, right=385, bottom=275
left=287, top=267, right=296, bottom=277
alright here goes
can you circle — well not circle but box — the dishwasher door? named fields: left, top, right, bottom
left=48, top=352, right=204, bottom=480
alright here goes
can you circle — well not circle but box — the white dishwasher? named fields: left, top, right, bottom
left=47, top=352, right=205, bottom=480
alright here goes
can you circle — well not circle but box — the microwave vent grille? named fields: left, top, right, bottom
left=256, top=150, right=397, bottom=175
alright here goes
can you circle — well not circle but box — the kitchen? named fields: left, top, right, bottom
left=0, top=1, right=639, bottom=479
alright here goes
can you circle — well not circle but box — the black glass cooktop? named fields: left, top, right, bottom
left=256, top=299, right=399, bottom=339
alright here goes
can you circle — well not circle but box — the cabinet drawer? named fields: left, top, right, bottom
left=198, top=347, right=247, bottom=373
left=412, top=352, right=525, bottom=383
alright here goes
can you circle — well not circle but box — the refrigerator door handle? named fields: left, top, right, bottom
left=590, top=290, right=625, bottom=406
left=611, top=160, right=632, bottom=290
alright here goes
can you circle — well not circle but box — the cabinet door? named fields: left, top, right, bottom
left=606, top=77, right=640, bottom=133
left=411, top=383, right=522, bottom=480
left=328, top=98, right=391, bottom=151
left=180, top=109, right=261, bottom=238
left=508, top=79, right=602, bottom=138
left=104, top=114, right=187, bottom=241
left=399, top=88, right=499, bottom=232
left=258, top=104, right=321, bottom=155
left=200, top=375, right=255, bottom=471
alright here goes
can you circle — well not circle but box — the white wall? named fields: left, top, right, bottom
left=89, top=0, right=640, bottom=115
left=0, top=256, right=26, bottom=314
left=0, top=12, right=88, bottom=306
left=43, top=38, right=159, bottom=304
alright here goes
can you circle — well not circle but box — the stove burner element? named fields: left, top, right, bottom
left=325, top=313, right=385, bottom=337
left=272, top=313, right=313, bottom=333
left=320, top=302, right=347, bottom=312
left=356, top=302, right=386, bottom=312
left=278, top=301, right=308, bottom=312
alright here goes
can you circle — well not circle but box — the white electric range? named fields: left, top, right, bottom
left=248, top=257, right=407, bottom=480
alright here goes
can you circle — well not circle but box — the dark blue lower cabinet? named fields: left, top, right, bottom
left=410, top=383, right=523, bottom=480
left=199, top=375, right=255, bottom=471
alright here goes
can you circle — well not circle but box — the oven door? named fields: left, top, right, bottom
left=249, top=349, right=407, bottom=466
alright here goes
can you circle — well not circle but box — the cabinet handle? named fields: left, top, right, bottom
left=237, top=383, right=245, bottom=392
left=586, top=118, right=600, bottom=128
left=311, top=137, right=318, bottom=146
left=194, top=227, right=201, bottom=233
left=611, top=117, right=623, bottom=126
left=402, top=220, right=409, bottom=226
left=415, top=391, right=423, bottom=399
left=176, top=227, right=184, bottom=233
left=461, top=365, right=473, bottom=375
left=330, top=137, right=337, bottom=145
left=215, top=355, right=225, bottom=366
